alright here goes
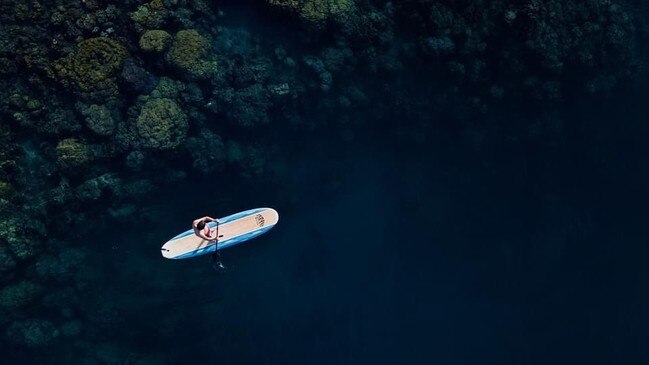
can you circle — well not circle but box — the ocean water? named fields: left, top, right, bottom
left=44, top=90, right=647, bottom=364
left=2, top=1, right=649, bottom=364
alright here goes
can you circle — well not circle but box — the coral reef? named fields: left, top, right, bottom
left=0, top=281, right=42, bottom=310
left=303, top=55, right=333, bottom=91
left=392, top=0, right=640, bottom=105
left=75, top=173, right=120, bottom=202
left=79, top=104, right=116, bottom=137
left=0, top=180, right=12, bottom=199
left=54, top=37, right=128, bottom=95
left=130, top=0, right=168, bottom=29
left=0, top=218, right=39, bottom=260
left=60, top=320, right=82, bottom=337
left=222, top=84, right=272, bottom=127
left=135, top=97, right=189, bottom=150
left=6, top=319, right=59, bottom=347
left=30, top=248, right=85, bottom=283
left=149, top=77, right=186, bottom=99
left=268, top=0, right=355, bottom=24
left=0, top=246, right=16, bottom=277
left=185, top=128, right=226, bottom=173
left=226, top=141, right=269, bottom=178
left=165, top=30, right=218, bottom=79
left=0, top=0, right=644, bottom=361
left=56, top=138, right=92, bottom=169
left=125, top=151, right=146, bottom=171
left=139, top=29, right=172, bottom=53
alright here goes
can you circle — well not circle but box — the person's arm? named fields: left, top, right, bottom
left=203, top=216, right=221, bottom=224
left=192, top=224, right=203, bottom=239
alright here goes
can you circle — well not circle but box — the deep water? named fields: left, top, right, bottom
left=23, top=87, right=647, bottom=364
left=2, top=1, right=649, bottom=364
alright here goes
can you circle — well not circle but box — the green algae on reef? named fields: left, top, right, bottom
left=268, top=0, right=356, bottom=23
left=135, top=97, right=189, bottom=150
left=56, top=138, right=93, bottom=169
left=139, top=29, right=172, bottom=53
left=165, top=29, right=218, bottom=80
left=54, top=37, right=128, bottom=94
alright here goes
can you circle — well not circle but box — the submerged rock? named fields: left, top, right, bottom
left=60, top=320, right=82, bottom=337
left=0, top=180, right=13, bottom=199
left=125, top=150, right=146, bottom=171
left=56, top=138, right=92, bottom=169
left=165, top=30, right=218, bottom=79
left=303, top=55, right=332, bottom=91
left=299, top=0, right=355, bottom=23
left=268, top=0, right=355, bottom=24
left=0, top=246, right=16, bottom=276
left=120, top=58, right=157, bottom=94
left=75, top=174, right=120, bottom=202
left=226, top=141, right=268, bottom=178
left=139, top=29, right=172, bottom=53
left=186, top=128, right=226, bottom=173
left=136, top=98, right=188, bottom=150
left=0, top=281, right=42, bottom=310
left=0, top=218, right=39, bottom=260
left=422, top=36, right=455, bottom=56
left=130, top=0, right=168, bottom=29
left=54, top=37, right=128, bottom=94
left=108, top=204, right=137, bottom=222
left=30, top=248, right=86, bottom=282
left=6, top=319, right=59, bottom=347
left=224, top=84, right=272, bottom=127
left=150, top=77, right=186, bottom=99
left=80, top=104, right=116, bottom=137
left=43, top=108, right=82, bottom=135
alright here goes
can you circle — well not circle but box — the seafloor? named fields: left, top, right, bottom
left=0, top=0, right=648, bottom=364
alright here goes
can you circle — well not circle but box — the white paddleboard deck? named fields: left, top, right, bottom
left=161, top=207, right=279, bottom=259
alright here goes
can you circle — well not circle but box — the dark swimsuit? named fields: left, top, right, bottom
left=204, top=226, right=213, bottom=239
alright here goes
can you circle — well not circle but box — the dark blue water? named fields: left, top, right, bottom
left=62, top=89, right=648, bottom=364
left=2, top=1, right=649, bottom=364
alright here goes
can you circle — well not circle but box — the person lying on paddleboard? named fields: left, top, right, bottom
left=193, top=216, right=226, bottom=272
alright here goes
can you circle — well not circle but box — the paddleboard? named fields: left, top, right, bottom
left=161, top=207, right=279, bottom=259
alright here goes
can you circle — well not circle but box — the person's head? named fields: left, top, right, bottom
left=196, top=220, right=206, bottom=230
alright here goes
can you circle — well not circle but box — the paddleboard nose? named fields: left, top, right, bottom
left=161, top=243, right=173, bottom=258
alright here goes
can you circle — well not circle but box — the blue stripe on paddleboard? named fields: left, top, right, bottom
left=171, top=224, right=276, bottom=259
